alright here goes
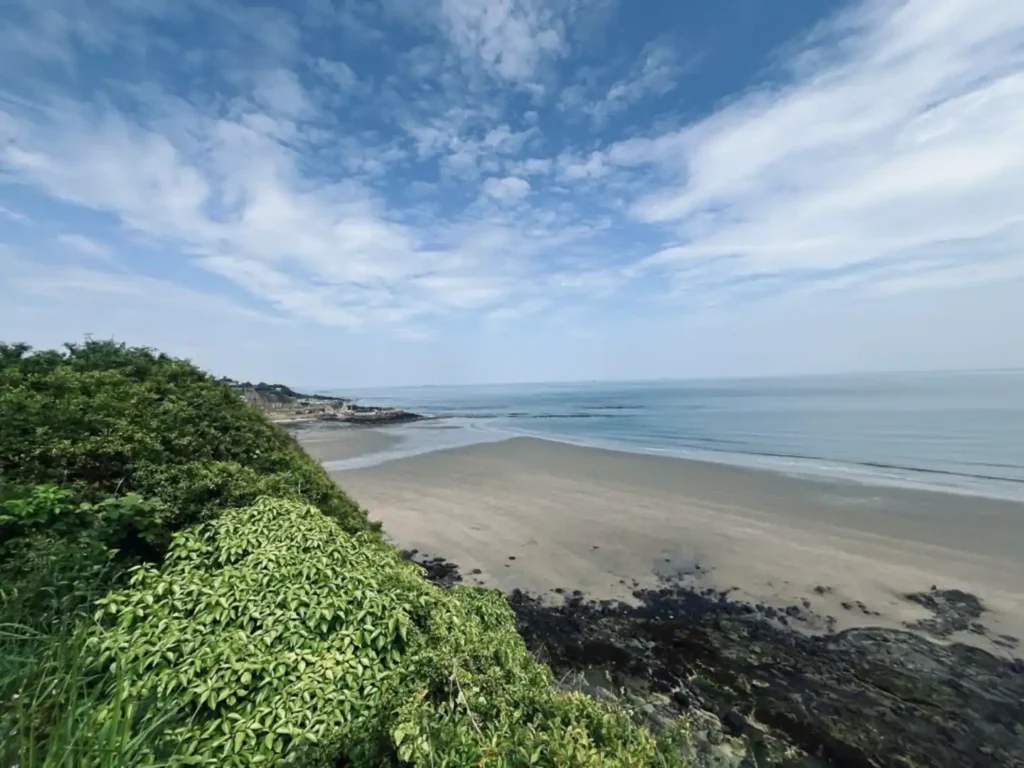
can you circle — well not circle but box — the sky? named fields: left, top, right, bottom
left=1, top=0, right=1023, bottom=387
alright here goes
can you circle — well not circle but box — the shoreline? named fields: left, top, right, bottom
left=320, top=419, right=1024, bottom=503
left=306, top=428, right=1024, bottom=764
left=326, top=435, right=1024, bottom=652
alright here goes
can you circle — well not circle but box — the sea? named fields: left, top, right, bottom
left=321, top=370, right=1024, bottom=502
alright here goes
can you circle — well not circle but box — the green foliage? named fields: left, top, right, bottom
left=1, top=623, right=186, bottom=768
left=0, top=339, right=691, bottom=766
left=0, top=338, right=371, bottom=633
left=0, top=339, right=368, bottom=557
left=1, top=481, right=168, bottom=550
left=87, top=497, right=687, bottom=767
left=0, top=340, right=371, bottom=763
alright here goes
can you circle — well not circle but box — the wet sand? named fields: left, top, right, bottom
left=295, top=424, right=403, bottom=462
left=327, top=436, right=1024, bottom=653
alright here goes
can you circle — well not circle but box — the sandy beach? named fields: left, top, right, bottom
left=293, top=424, right=404, bottom=462
left=306, top=430, right=1024, bottom=652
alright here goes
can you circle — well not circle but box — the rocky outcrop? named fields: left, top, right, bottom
left=323, top=406, right=424, bottom=426
left=508, top=585, right=1024, bottom=768
left=401, top=549, right=1024, bottom=768
left=227, top=379, right=424, bottom=426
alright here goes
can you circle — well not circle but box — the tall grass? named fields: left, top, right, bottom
left=0, top=564, right=189, bottom=768
left=0, top=620, right=189, bottom=768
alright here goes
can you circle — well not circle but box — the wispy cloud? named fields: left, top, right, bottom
left=56, top=233, right=111, bottom=258
left=559, top=39, right=688, bottom=126
left=0, top=204, right=32, bottom=224
left=1, top=0, right=1022, bottom=383
left=436, top=0, right=569, bottom=85
left=312, top=58, right=358, bottom=91
left=610, top=0, right=1024, bottom=295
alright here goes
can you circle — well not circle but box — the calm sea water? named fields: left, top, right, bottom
left=323, top=371, right=1024, bottom=501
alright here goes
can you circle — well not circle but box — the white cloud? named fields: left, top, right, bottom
left=557, top=151, right=607, bottom=181
left=436, top=0, right=567, bottom=84
left=482, top=175, right=531, bottom=200
left=312, top=58, right=358, bottom=91
left=0, top=75, right=599, bottom=335
left=509, top=156, right=553, bottom=176
left=584, top=41, right=683, bottom=124
left=481, top=124, right=534, bottom=153
left=402, top=111, right=534, bottom=179
left=616, top=0, right=1024, bottom=288
left=0, top=204, right=32, bottom=224
left=0, top=92, right=518, bottom=327
left=2, top=0, right=1023, bottom=384
left=56, top=233, right=111, bottom=257
left=252, top=69, right=311, bottom=118
left=3, top=253, right=276, bottom=325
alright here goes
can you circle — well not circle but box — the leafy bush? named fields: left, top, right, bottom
left=1, top=340, right=370, bottom=762
left=87, top=497, right=686, bottom=767
left=0, top=339, right=368, bottom=559
left=1, top=340, right=691, bottom=766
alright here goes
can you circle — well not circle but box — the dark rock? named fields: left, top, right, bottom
left=470, top=568, right=482, bottom=575
left=399, top=550, right=462, bottom=587
left=722, top=708, right=747, bottom=737
left=841, top=601, right=855, bottom=611
left=506, top=581, right=1024, bottom=768
left=337, top=407, right=425, bottom=426
left=814, top=585, right=833, bottom=595
left=508, top=555, right=516, bottom=560
left=904, top=588, right=986, bottom=638
left=785, top=605, right=801, bottom=618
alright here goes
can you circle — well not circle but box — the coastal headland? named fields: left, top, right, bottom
left=226, top=378, right=424, bottom=426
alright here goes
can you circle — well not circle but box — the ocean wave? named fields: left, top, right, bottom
left=430, top=411, right=629, bottom=420
left=494, top=424, right=1024, bottom=501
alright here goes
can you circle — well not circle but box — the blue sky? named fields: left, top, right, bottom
left=1, top=0, right=1023, bottom=387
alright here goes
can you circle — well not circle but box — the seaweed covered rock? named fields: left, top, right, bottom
left=508, top=587, right=1024, bottom=767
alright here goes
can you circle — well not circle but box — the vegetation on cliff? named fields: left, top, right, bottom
left=0, top=340, right=688, bottom=766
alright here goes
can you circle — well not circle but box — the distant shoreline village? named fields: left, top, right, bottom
left=221, top=378, right=424, bottom=426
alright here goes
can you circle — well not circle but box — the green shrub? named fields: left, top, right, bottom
left=0, top=340, right=371, bottom=762
left=1, top=340, right=691, bottom=766
left=0, top=339, right=368, bottom=560
left=87, top=497, right=687, bottom=767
